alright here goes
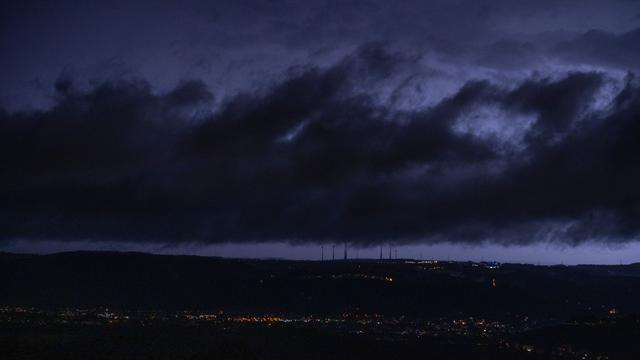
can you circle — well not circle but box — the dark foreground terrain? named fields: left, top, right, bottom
left=2, top=251, right=640, bottom=359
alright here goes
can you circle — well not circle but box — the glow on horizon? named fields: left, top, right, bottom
left=1, top=239, right=639, bottom=265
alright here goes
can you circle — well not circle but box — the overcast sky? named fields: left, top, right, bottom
left=2, top=0, right=640, bottom=263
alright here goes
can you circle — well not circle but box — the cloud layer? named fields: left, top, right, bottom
left=2, top=0, right=640, bottom=111
left=2, top=46, right=639, bottom=245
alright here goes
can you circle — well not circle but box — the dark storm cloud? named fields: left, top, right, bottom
left=3, top=0, right=640, bottom=246
left=504, top=73, right=603, bottom=142
left=2, top=46, right=640, bottom=245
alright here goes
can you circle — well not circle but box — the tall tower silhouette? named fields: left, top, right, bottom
left=332, top=245, right=335, bottom=261
left=321, top=245, right=324, bottom=261
left=343, top=243, right=347, bottom=260
left=380, top=246, right=383, bottom=260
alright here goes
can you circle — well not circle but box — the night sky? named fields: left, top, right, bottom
left=2, top=0, right=640, bottom=263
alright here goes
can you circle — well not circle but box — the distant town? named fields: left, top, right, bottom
left=2, top=252, right=640, bottom=359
